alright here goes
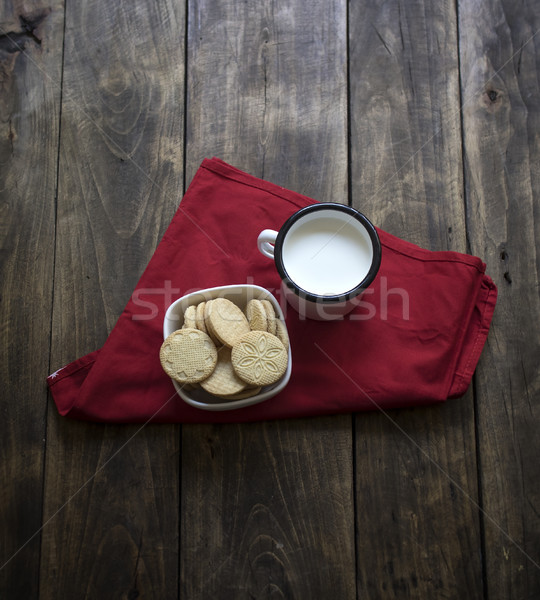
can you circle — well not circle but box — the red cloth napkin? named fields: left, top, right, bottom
left=47, top=158, right=497, bottom=423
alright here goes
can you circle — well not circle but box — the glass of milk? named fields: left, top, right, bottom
left=257, top=203, right=381, bottom=320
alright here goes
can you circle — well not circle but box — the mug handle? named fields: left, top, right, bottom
left=257, top=229, right=278, bottom=259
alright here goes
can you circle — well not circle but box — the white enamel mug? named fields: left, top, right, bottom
left=257, top=203, right=382, bottom=320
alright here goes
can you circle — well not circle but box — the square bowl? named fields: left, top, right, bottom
left=163, top=284, right=292, bottom=411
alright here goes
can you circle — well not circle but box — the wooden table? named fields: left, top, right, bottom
left=2, top=1, right=539, bottom=598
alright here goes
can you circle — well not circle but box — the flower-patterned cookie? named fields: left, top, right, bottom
left=231, top=331, right=288, bottom=386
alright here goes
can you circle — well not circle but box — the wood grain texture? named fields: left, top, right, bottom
left=2, top=0, right=539, bottom=596
left=183, top=1, right=354, bottom=598
left=181, top=421, right=355, bottom=599
left=459, top=0, right=540, bottom=597
left=39, top=0, right=185, bottom=597
left=349, top=1, right=483, bottom=597
left=0, top=3, right=63, bottom=597
left=185, top=0, right=348, bottom=200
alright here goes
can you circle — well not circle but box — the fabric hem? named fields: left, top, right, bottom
left=447, top=276, right=498, bottom=398
left=201, top=158, right=316, bottom=209
left=47, top=350, right=100, bottom=387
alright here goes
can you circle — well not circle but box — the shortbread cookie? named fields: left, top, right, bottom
left=231, top=331, right=288, bottom=386
left=200, top=347, right=247, bottom=396
left=260, top=299, right=276, bottom=335
left=274, top=318, right=289, bottom=350
left=245, top=299, right=268, bottom=332
left=219, top=386, right=262, bottom=400
left=195, top=301, right=208, bottom=334
left=181, top=382, right=198, bottom=391
left=203, top=301, right=221, bottom=345
left=160, top=328, right=217, bottom=384
left=206, top=297, right=250, bottom=347
left=182, top=305, right=197, bottom=329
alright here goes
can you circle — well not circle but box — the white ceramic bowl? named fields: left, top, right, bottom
left=163, top=284, right=292, bottom=411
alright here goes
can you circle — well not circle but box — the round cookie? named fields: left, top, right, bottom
left=203, top=300, right=221, bottom=345
left=260, top=299, right=276, bottom=335
left=246, top=299, right=268, bottom=332
left=220, top=387, right=262, bottom=400
left=160, top=328, right=217, bottom=384
left=182, top=305, right=197, bottom=329
left=274, top=318, right=289, bottom=350
left=231, top=330, right=288, bottom=387
left=181, top=382, right=198, bottom=391
left=200, top=347, right=247, bottom=396
left=195, top=301, right=208, bottom=334
left=206, top=297, right=250, bottom=347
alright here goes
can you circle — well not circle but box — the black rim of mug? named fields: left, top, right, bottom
left=273, top=203, right=382, bottom=304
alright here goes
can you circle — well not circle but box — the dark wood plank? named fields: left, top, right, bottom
left=182, top=420, right=354, bottom=598
left=0, top=3, right=63, bottom=597
left=459, top=1, right=540, bottom=597
left=39, top=0, right=185, bottom=597
left=185, top=0, right=348, bottom=201
left=182, top=1, right=355, bottom=597
left=349, top=1, right=484, bottom=596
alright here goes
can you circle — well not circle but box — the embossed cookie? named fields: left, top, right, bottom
left=220, top=386, right=262, bottom=400
left=245, top=299, right=268, bottom=332
left=231, top=331, right=288, bottom=387
left=200, top=347, right=247, bottom=396
left=206, top=297, right=250, bottom=347
left=195, top=301, right=208, bottom=334
left=203, top=301, right=221, bottom=345
left=182, top=305, right=197, bottom=329
left=160, top=328, right=217, bottom=384
left=260, top=299, right=277, bottom=335
left=274, top=318, right=289, bottom=350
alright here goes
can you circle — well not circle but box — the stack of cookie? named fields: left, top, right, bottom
left=160, top=298, right=289, bottom=402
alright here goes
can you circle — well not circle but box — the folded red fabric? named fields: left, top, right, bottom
left=47, top=158, right=497, bottom=423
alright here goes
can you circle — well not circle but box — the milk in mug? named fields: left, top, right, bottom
left=281, top=212, right=374, bottom=296
left=257, top=203, right=381, bottom=320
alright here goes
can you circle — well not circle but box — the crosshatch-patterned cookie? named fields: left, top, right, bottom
left=274, top=318, right=289, bottom=350
left=231, top=331, right=288, bottom=387
left=206, top=297, right=250, bottom=347
left=260, top=299, right=277, bottom=335
left=200, top=347, right=247, bottom=396
left=182, top=305, right=197, bottom=329
left=203, top=300, right=221, bottom=345
left=220, top=386, right=262, bottom=400
left=245, top=299, right=268, bottom=332
left=195, top=301, right=208, bottom=334
left=160, top=328, right=217, bottom=384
